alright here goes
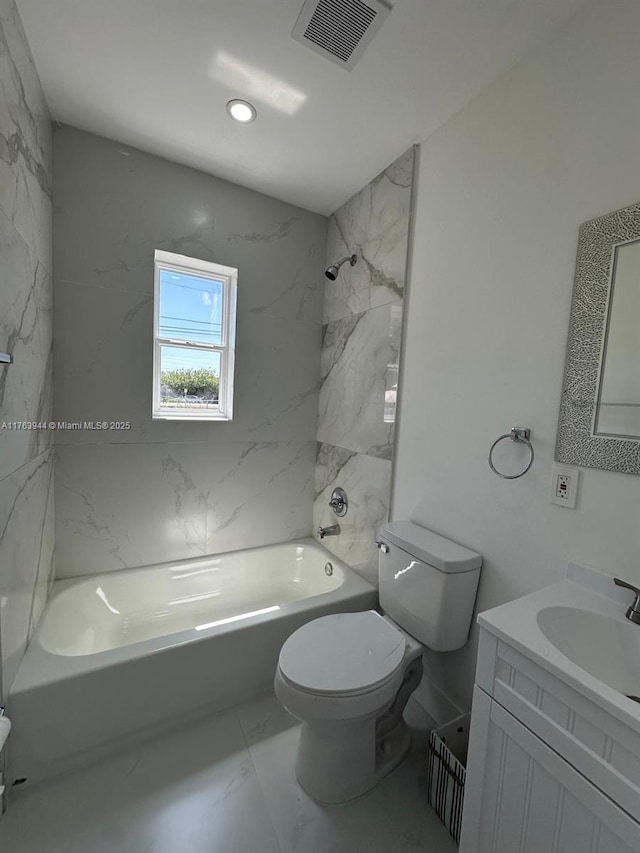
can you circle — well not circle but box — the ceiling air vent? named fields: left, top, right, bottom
left=292, top=0, right=392, bottom=71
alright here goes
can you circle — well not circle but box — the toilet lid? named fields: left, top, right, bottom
left=278, top=611, right=406, bottom=696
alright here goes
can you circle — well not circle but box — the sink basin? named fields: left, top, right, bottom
left=537, top=605, right=640, bottom=698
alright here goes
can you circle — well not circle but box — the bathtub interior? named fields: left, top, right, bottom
left=38, top=542, right=345, bottom=656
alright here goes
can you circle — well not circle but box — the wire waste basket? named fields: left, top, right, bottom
left=427, top=713, right=470, bottom=844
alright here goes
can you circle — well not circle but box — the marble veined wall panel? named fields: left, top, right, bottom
left=53, top=280, right=321, bottom=445
left=53, top=127, right=326, bottom=575
left=0, top=208, right=52, bottom=480
left=54, top=127, right=324, bottom=324
left=0, top=450, right=54, bottom=693
left=313, top=443, right=391, bottom=586
left=318, top=301, right=402, bottom=459
left=323, top=148, right=413, bottom=324
left=0, top=2, right=51, bottom=269
left=314, top=149, right=414, bottom=584
left=55, top=441, right=315, bottom=577
left=0, top=1, right=52, bottom=695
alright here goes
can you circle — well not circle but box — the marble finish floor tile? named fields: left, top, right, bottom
left=0, top=708, right=282, bottom=853
left=0, top=693, right=456, bottom=853
left=237, top=693, right=457, bottom=853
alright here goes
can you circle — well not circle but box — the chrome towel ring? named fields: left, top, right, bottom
left=488, top=427, right=534, bottom=479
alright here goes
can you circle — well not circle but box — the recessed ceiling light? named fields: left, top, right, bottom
left=226, top=99, right=257, bottom=123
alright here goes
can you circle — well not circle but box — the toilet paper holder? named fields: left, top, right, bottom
left=0, top=705, right=9, bottom=806
left=0, top=705, right=11, bottom=751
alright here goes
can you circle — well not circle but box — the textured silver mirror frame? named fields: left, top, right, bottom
left=555, top=200, right=640, bottom=475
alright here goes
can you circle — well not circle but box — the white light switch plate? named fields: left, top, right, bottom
left=550, top=465, right=579, bottom=508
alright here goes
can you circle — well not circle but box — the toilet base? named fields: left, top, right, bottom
left=295, top=716, right=412, bottom=805
left=375, top=717, right=412, bottom=783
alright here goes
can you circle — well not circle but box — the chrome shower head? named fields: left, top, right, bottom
left=325, top=254, right=358, bottom=281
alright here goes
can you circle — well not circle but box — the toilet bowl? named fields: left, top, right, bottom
left=274, top=522, right=482, bottom=804
left=275, top=610, right=424, bottom=803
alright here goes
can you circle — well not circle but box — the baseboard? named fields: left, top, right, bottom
left=412, top=674, right=462, bottom=727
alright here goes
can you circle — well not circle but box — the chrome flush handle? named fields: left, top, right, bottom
left=614, top=577, right=640, bottom=625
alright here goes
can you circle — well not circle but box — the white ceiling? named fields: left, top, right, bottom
left=17, top=0, right=587, bottom=215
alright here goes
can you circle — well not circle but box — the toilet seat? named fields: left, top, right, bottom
left=278, top=610, right=406, bottom=697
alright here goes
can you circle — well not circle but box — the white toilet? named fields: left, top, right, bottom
left=274, top=520, right=482, bottom=804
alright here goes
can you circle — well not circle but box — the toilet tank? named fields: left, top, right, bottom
left=378, top=521, right=482, bottom=652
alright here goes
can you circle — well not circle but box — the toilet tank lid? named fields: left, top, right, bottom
left=380, top=521, right=482, bottom=573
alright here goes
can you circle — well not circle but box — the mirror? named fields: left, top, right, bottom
left=594, top=238, right=640, bottom=437
left=556, top=201, right=640, bottom=475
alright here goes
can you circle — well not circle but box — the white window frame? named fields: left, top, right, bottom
left=153, top=249, right=237, bottom=421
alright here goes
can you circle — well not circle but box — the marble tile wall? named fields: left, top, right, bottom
left=53, top=127, right=326, bottom=577
left=314, top=148, right=415, bottom=585
left=0, top=1, right=54, bottom=694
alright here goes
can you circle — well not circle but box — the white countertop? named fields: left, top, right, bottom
left=477, top=569, right=640, bottom=736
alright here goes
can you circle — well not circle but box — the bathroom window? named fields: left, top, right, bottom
left=153, top=250, right=237, bottom=421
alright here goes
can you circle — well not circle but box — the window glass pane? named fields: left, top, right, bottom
left=159, top=269, right=223, bottom=345
left=159, top=346, right=221, bottom=412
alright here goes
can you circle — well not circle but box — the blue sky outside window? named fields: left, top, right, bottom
left=159, top=269, right=223, bottom=372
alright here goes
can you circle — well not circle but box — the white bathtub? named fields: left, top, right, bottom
left=9, top=540, right=376, bottom=785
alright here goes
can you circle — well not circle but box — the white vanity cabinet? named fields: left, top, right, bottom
left=460, top=628, right=640, bottom=853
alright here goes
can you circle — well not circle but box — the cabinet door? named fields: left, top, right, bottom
left=460, top=688, right=640, bottom=853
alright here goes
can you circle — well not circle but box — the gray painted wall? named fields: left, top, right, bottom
left=314, top=149, right=415, bottom=584
left=53, top=126, right=326, bottom=577
left=0, top=0, right=54, bottom=695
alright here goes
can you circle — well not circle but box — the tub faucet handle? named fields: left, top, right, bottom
left=328, top=487, right=348, bottom=517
